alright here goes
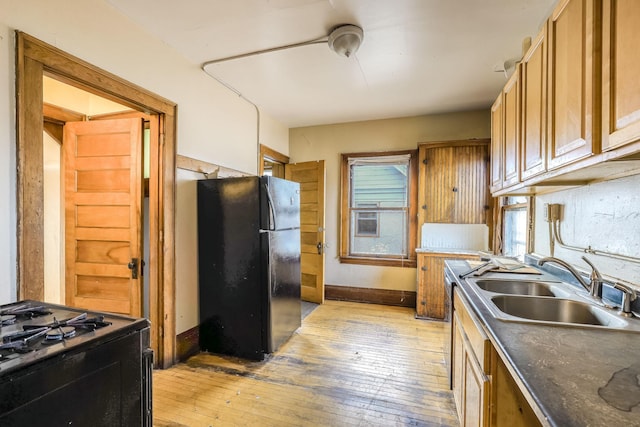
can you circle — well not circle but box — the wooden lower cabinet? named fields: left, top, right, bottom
left=489, top=350, right=542, bottom=427
left=452, top=310, right=465, bottom=421
left=452, top=289, right=490, bottom=426
left=416, top=253, right=480, bottom=319
left=453, top=288, right=541, bottom=427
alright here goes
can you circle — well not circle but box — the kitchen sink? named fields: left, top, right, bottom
left=472, top=279, right=564, bottom=297
left=490, top=295, right=628, bottom=328
left=464, top=275, right=640, bottom=331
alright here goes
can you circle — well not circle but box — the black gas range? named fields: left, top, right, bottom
left=0, top=300, right=152, bottom=426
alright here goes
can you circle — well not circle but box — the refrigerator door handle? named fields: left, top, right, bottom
left=264, top=182, right=277, bottom=231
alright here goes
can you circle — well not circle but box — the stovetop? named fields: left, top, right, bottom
left=0, top=300, right=149, bottom=375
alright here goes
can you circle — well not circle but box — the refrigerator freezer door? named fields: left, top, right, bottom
left=264, top=227, right=302, bottom=353
left=261, top=176, right=300, bottom=231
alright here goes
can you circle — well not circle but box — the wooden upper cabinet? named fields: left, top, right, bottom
left=521, top=26, right=548, bottom=180
left=490, top=95, right=503, bottom=193
left=601, top=0, right=640, bottom=152
left=502, top=70, right=520, bottom=188
left=547, top=0, right=601, bottom=170
left=421, top=143, right=490, bottom=225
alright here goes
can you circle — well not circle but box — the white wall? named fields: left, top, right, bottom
left=534, top=174, right=640, bottom=286
left=0, top=25, right=16, bottom=303
left=175, top=170, right=202, bottom=333
left=0, top=1, right=290, bottom=333
left=289, top=110, right=491, bottom=292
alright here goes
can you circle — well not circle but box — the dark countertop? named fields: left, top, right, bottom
left=415, top=248, right=489, bottom=256
left=445, top=259, right=640, bottom=427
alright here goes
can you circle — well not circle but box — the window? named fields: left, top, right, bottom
left=355, top=203, right=379, bottom=237
left=501, top=196, right=530, bottom=260
left=340, top=150, right=418, bottom=267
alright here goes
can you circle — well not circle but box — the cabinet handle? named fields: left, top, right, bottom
left=421, top=266, right=428, bottom=271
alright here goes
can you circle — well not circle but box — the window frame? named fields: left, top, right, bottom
left=340, top=150, right=418, bottom=268
left=496, top=196, right=533, bottom=258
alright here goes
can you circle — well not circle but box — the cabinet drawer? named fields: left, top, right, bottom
left=454, top=288, right=491, bottom=372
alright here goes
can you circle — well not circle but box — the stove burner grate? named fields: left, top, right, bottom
left=45, top=326, right=76, bottom=341
left=0, top=315, right=16, bottom=326
left=1, top=312, right=112, bottom=351
left=0, top=304, right=52, bottom=319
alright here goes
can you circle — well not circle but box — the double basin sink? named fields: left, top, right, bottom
left=466, top=277, right=639, bottom=331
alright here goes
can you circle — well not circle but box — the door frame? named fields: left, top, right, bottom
left=16, top=32, right=177, bottom=368
left=259, top=144, right=289, bottom=177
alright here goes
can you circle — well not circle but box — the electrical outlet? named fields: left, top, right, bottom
left=543, top=203, right=562, bottom=222
left=543, top=204, right=552, bottom=222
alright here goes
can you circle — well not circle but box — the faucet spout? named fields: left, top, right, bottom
left=582, top=256, right=604, bottom=299
left=537, top=256, right=592, bottom=293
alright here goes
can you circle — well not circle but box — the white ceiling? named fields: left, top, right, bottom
left=105, top=0, right=556, bottom=128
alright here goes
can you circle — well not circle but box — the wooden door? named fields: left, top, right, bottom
left=490, top=95, right=503, bottom=193
left=547, top=0, right=599, bottom=169
left=423, top=145, right=489, bottom=224
left=490, top=347, right=542, bottom=427
left=502, top=70, right=520, bottom=188
left=464, top=342, right=489, bottom=427
left=452, top=311, right=465, bottom=422
left=602, top=0, right=640, bottom=151
left=521, top=26, right=547, bottom=180
left=285, top=161, right=326, bottom=304
left=416, top=253, right=480, bottom=320
left=64, top=118, right=144, bottom=316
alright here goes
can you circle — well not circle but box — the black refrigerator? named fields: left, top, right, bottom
left=197, top=176, right=301, bottom=360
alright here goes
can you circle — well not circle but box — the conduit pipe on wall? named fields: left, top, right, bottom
left=551, top=219, right=640, bottom=264
left=200, top=69, right=262, bottom=175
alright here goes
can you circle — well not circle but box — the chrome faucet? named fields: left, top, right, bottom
left=538, top=256, right=604, bottom=300
left=581, top=257, right=604, bottom=299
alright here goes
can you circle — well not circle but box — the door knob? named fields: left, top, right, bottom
left=128, top=258, right=139, bottom=279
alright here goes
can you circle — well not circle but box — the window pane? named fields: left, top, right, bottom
left=503, top=208, right=527, bottom=259
left=505, top=196, right=527, bottom=205
left=350, top=210, right=407, bottom=256
left=351, top=164, right=408, bottom=208
left=356, top=211, right=378, bottom=236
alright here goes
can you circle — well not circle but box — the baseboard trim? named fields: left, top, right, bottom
left=176, top=325, right=200, bottom=362
left=325, top=285, right=416, bottom=308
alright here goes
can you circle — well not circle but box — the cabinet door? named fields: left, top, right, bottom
left=547, top=0, right=600, bottom=169
left=464, top=346, right=490, bottom=427
left=602, top=0, right=640, bottom=151
left=417, top=255, right=445, bottom=319
left=416, top=254, right=431, bottom=318
left=490, top=347, right=542, bottom=427
left=521, top=26, right=547, bottom=180
left=452, top=311, right=465, bottom=423
left=417, top=254, right=480, bottom=319
left=502, top=70, right=520, bottom=188
left=422, top=144, right=489, bottom=224
left=490, top=94, right=503, bottom=192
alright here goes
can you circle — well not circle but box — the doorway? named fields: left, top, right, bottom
left=16, top=32, right=177, bottom=368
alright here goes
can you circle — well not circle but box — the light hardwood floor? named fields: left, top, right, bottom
left=153, top=300, right=459, bottom=427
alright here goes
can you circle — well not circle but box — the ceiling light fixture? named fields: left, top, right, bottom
left=327, top=24, right=364, bottom=58
left=201, top=24, right=364, bottom=68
